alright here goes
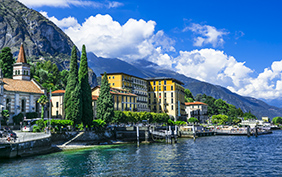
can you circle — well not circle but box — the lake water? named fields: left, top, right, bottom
left=1, top=130, right=282, bottom=176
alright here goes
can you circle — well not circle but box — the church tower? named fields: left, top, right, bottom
left=13, top=43, right=30, bottom=81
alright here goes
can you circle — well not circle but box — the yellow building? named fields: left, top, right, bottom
left=92, top=86, right=137, bottom=112
left=51, top=90, right=65, bottom=118
left=101, top=73, right=149, bottom=112
left=147, top=77, right=185, bottom=121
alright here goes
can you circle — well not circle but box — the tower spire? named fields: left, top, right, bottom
left=16, top=43, right=27, bottom=63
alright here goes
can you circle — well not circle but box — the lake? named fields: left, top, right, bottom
left=1, top=130, right=282, bottom=176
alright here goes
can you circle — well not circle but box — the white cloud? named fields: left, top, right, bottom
left=43, top=13, right=282, bottom=101
left=47, top=14, right=175, bottom=68
left=175, top=48, right=282, bottom=100
left=184, top=23, right=228, bottom=47
left=19, top=0, right=123, bottom=8
left=40, top=11, right=80, bottom=30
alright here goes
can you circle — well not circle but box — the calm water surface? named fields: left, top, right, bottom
left=1, top=131, right=282, bottom=176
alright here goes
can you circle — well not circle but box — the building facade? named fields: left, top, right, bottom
left=147, top=77, right=185, bottom=121
left=51, top=90, right=65, bottom=118
left=92, top=86, right=137, bottom=113
left=101, top=73, right=149, bottom=112
left=0, top=44, right=45, bottom=124
left=185, top=102, right=208, bottom=123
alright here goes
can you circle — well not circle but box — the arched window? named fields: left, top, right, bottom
left=18, top=70, right=20, bottom=75
left=6, top=97, right=11, bottom=112
left=26, top=71, right=28, bottom=75
left=15, top=70, right=17, bottom=75
left=36, top=99, right=39, bottom=113
left=21, top=98, right=26, bottom=113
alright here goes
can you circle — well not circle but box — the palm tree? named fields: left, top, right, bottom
left=38, top=95, right=48, bottom=119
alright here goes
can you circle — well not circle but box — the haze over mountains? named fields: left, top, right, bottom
left=0, top=0, right=281, bottom=119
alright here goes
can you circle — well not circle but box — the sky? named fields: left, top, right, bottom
left=18, top=0, right=282, bottom=102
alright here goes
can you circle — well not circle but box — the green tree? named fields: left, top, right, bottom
left=214, top=99, right=228, bottom=115
left=243, top=111, right=257, bottom=120
left=78, top=45, right=93, bottom=127
left=96, top=72, right=114, bottom=123
left=272, top=117, right=282, bottom=125
left=38, top=95, right=48, bottom=119
left=211, top=114, right=229, bottom=125
left=188, top=117, right=198, bottom=123
left=64, top=46, right=82, bottom=125
left=0, top=47, right=14, bottom=78
left=184, top=89, right=194, bottom=102
left=1, top=109, right=9, bottom=124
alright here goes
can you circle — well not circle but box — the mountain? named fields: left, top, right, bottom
left=88, top=53, right=282, bottom=119
left=0, top=0, right=97, bottom=86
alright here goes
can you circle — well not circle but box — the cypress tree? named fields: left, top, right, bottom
left=64, top=46, right=81, bottom=124
left=78, top=45, right=93, bottom=127
left=0, top=47, right=14, bottom=78
left=96, top=72, right=114, bottom=123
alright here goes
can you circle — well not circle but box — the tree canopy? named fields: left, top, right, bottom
left=0, top=47, right=14, bottom=78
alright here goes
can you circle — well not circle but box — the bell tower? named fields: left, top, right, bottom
left=13, top=43, right=30, bottom=81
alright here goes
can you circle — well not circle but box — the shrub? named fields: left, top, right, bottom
left=26, top=112, right=39, bottom=119
left=32, top=125, right=41, bottom=132
left=12, top=113, right=24, bottom=125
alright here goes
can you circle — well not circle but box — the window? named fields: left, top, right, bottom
left=113, top=83, right=115, bottom=86
left=6, top=98, right=11, bottom=112
left=159, top=81, right=161, bottom=85
left=171, top=105, right=174, bottom=110
left=21, top=99, right=26, bottom=112
left=159, top=93, right=161, bottom=97
left=56, top=111, right=59, bottom=117
left=56, top=102, right=59, bottom=108
left=113, top=76, right=115, bottom=79
left=153, top=81, right=156, bottom=85
left=171, top=86, right=173, bottom=90
left=171, top=99, right=173, bottom=104
left=171, top=92, right=173, bottom=97
left=154, top=87, right=156, bottom=91
left=109, top=76, right=111, bottom=79
left=159, top=86, right=161, bottom=91
left=164, top=93, right=166, bottom=97
left=164, top=86, right=166, bottom=91
left=36, top=100, right=39, bottom=113
left=18, top=70, right=20, bottom=75
left=164, top=80, right=167, bottom=85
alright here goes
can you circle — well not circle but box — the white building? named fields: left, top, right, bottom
left=185, top=101, right=208, bottom=123
left=0, top=44, right=45, bottom=124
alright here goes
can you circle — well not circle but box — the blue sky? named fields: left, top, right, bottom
left=19, top=0, right=282, bottom=101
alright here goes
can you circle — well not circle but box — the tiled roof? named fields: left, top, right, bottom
left=92, top=86, right=137, bottom=97
left=185, top=101, right=208, bottom=106
left=92, top=95, right=98, bottom=101
left=52, top=90, right=65, bottom=94
left=3, top=78, right=44, bottom=94
left=16, top=44, right=27, bottom=63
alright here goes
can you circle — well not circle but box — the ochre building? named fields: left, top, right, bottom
left=101, top=73, right=149, bottom=112
left=146, top=77, right=185, bottom=121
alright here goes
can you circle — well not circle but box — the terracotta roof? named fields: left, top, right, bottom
left=52, top=90, right=65, bottom=94
left=92, top=95, right=98, bottom=101
left=92, top=86, right=137, bottom=97
left=185, top=101, right=208, bottom=106
left=16, top=44, right=27, bottom=63
left=3, top=78, right=44, bottom=94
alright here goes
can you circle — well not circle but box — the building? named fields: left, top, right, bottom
left=185, top=101, right=208, bottom=123
left=101, top=73, right=149, bottom=112
left=147, top=77, right=185, bottom=121
left=0, top=44, right=45, bottom=123
left=92, top=86, right=137, bottom=113
left=92, top=95, right=98, bottom=118
left=51, top=90, right=65, bottom=118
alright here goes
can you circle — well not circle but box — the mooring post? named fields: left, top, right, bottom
left=247, top=126, right=250, bottom=137
left=255, top=126, right=258, bottom=137
left=137, top=126, right=139, bottom=147
left=193, top=123, right=196, bottom=141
